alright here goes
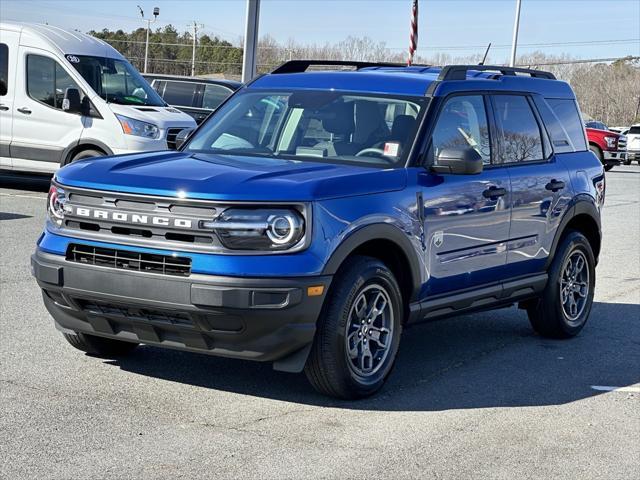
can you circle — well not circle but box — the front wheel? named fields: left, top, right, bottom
left=604, top=164, right=614, bottom=172
left=527, top=231, right=596, bottom=338
left=304, top=256, right=403, bottom=399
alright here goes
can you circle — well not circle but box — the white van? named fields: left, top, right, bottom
left=0, top=22, right=196, bottom=173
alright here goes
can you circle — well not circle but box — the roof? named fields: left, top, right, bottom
left=250, top=64, right=576, bottom=99
left=0, top=22, right=124, bottom=59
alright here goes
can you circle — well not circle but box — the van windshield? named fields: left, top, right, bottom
left=68, top=55, right=165, bottom=107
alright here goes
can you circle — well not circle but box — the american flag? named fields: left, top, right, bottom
left=408, top=0, right=419, bottom=65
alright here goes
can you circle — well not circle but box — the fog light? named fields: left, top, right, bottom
left=307, top=285, right=325, bottom=297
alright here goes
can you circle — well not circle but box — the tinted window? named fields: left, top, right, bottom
left=493, top=95, right=544, bottom=164
left=162, top=81, right=197, bottom=107
left=0, top=43, right=7, bottom=96
left=629, top=126, right=640, bottom=135
left=430, top=95, right=491, bottom=165
left=27, top=55, right=56, bottom=107
left=547, top=99, right=587, bottom=151
left=201, top=84, right=232, bottom=110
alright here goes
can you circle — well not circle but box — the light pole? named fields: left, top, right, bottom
left=138, top=5, right=159, bottom=73
left=190, top=21, right=204, bottom=77
left=509, top=0, right=522, bottom=67
left=241, top=0, right=261, bottom=83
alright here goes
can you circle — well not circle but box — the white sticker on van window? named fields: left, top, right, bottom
left=66, top=55, right=80, bottom=64
left=384, top=142, right=400, bottom=157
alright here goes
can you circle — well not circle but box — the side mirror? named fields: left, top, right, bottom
left=175, top=128, right=194, bottom=150
left=431, top=147, right=484, bottom=175
left=62, top=88, right=82, bottom=113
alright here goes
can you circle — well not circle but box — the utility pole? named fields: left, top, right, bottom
left=190, top=21, right=204, bottom=77
left=241, top=0, right=261, bottom=83
left=138, top=5, right=159, bottom=73
left=509, top=0, right=522, bottom=67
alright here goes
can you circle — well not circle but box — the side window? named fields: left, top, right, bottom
left=493, top=95, right=544, bottom=164
left=430, top=95, right=491, bottom=165
left=547, top=99, right=587, bottom=151
left=0, top=43, right=8, bottom=96
left=27, top=55, right=82, bottom=109
left=201, top=84, right=232, bottom=110
left=27, top=55, right=55, bottom=107
left=162, top=81, right=197, bottom=107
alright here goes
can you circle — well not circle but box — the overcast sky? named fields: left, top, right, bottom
left=2, top=0, right=639, bottom=59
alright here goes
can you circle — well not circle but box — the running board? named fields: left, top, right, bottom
left=408, top=274, right=548, bottom=324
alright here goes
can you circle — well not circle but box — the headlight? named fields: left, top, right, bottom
left=201, top=208, right=306, bottom=251
left=604, top=136, right=617, bottom=149
left=47, top=185, right=67, bottom=227
left=116, top=114, right=160, bottom=139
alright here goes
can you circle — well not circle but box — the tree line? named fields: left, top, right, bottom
left=91, top=26, right=640, bottom=125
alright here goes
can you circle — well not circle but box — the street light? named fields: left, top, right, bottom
left=509, top=0, right=522, bottom=67
left=138, top=5, right=159, bottom=73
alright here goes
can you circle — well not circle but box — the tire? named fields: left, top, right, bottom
left=604, top=164, right=614, bottom=171
left=304, top=255, right=403, bottom=399
left=65, top=149, right=105, bottom=166
left=527, top=231, right=596, bottom=339
left=62, top=332, right=139, bottom=357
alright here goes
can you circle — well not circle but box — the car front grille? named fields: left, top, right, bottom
left=617, top=136, right=627, bottom=151
left=66, top=244, right=191, bottom=277
left=166, top=128, right=185, bottom=150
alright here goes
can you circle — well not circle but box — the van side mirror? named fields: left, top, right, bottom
left=175, top=128, right=194, bottom=150
left=62, top=88, right=82, bottom=113
left=431, top=147, right=484, bottom=175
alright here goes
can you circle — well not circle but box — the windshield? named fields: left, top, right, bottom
left=185, top=90, right=427, bottom=167
left=68, top=55, right=165, bottom=106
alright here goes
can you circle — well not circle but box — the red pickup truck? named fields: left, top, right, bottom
left=586, top=126, right=627, bottom=171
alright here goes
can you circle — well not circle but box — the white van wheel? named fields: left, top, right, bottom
left=66, top=149, right=105, bottom=165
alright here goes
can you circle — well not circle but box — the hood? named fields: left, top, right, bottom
left=585, top=127, right=619, bottom=138
left=55, top=151, right=407, bottom=201
left=108, top=103, right=196, bottom=129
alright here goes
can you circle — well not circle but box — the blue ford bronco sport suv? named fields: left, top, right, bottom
left=32, top=61, right=605, bottom=399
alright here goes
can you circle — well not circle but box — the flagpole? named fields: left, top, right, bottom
left=408, top=0, right=418, bottom=65
left=509, top=0, right=522, bottom=67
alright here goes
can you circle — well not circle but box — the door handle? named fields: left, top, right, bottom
left=545, top=179, right=565, bottom=192
left=482, top=186, right=507, bottom=199
left=17, top=107, right=32, bottom=115
left=0, top=105, right=9, bottom=111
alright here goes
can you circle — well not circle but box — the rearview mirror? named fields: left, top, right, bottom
left=431, top=147, right=483, bottom=175
left=175, top=128, right=194, bottom=150
left=62, top=88, right=82, bottom=113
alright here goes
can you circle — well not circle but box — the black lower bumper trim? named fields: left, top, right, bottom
left=32, top=250, right=331, bottom=368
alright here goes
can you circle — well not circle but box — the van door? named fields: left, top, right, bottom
left=10, top=51, right=86, bottom=171
left=0, top=34, right=19, bottom=169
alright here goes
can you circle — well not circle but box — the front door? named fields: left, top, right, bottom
left=10, top=50, right=85, bottom=171
left=420, top=94, right=511, bottom=296
left=490, top=94, right=573, bottom=277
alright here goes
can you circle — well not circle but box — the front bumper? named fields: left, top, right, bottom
left=626, top=150, right=640, bottom=161
left=602, top=150, right=626, bottom=165
left=32, top=249, right=331, bottom=370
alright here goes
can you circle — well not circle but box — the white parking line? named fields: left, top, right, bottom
left=0, top=193, right=46, bottom=200
left=590, top=385, right=640, bottom=393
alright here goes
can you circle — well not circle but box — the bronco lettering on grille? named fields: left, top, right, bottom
left=72, top=206, right=193, bottom=229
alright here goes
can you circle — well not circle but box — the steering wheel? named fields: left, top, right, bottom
left=355, top=147, right=396, bottom=164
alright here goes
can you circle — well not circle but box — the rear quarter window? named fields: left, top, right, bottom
left=547, top=99, right=587, bottom=151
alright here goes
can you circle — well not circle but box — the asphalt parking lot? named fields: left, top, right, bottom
left=1, top=166, right=639, bottom=479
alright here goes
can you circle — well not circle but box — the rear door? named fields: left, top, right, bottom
left=0, top=34, right=18, bottom=168
left=421, top=94, right=512, bottom=295
left=491, top=94, right=573, bottom=277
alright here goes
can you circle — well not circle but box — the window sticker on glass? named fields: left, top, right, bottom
left=384, top=142, right=400, bottom=157
left=66, top=55, right=80, bottom=64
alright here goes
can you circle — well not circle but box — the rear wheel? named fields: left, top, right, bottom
left=304, top=256, right=403, bottom=399
left=527, top=231, right=595, bottom=338
left=62, top=332, right=139, bottom=357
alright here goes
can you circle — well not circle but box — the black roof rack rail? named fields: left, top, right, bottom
left=437, top=65, right=556, bottom=81
left=271, top=60, right=428, bottom=74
